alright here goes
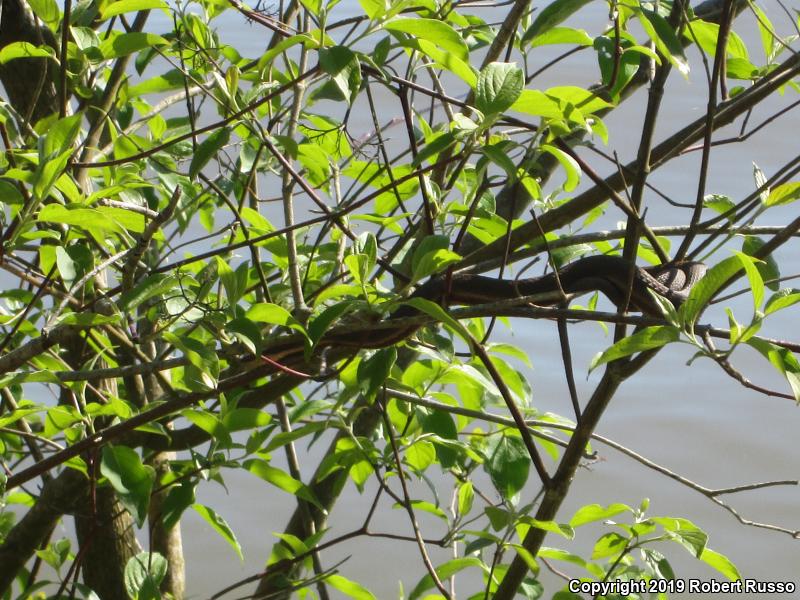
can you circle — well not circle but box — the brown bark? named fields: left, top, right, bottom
left=148, top=453, right=186, bottom=599
left=74, top=486, right=142, bottom=598
left=0, top=0, right=59, bottom=124
left=0, top=469, right=87, bottom=594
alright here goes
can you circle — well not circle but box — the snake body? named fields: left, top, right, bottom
left=409, top=255, right=707, bottom=318
left=257, top=255, right=706, bottom=369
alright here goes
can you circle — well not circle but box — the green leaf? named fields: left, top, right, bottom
left=127, top=69, right=186, bottom=97
left=766, top=182, right=800, bottom=206
left=541, top=144, right=580, bottom=191
left=484, top=434, right=529, bottom=501
left=161, top=480, right=196, bottom=530
left=256, top=34, right=314, bottom=71
left=703, top=193, right=735, bottom=220
left=222, top=408, right=271, bottom=432
left=308, top=301, right=357, bottom=345
left=393, top=499, right=448, bottom=520
left=511, top=89, right=565, bottom=120
left=700, top=548, right=741, bottom=580
left=520, top=516, right=574, bottom=539
left=538, top=547, right=604, bottom=578
left=192, top=504, right=243, bottom=560
left=732, top=251, right=764, bottom=311
left=408, top=557, right=485, bottom=600
left=264, top=422, right=327, bottom=453
left=118, top=274, right=177, bottom=311
left=318, top=46, right=362, bottom=104
left=405, top=440, right=436, bottom=471
left=685, top=19, right=749, bottom=60
left=358, top=0, right=385, bottom=19
left=522, top=0, right=592, bottom=43
left=638, top=8, right=690, bottom=76
left=402, top=296, right=472, bottom=349
left=245, top=459, right=325, bottom=511
left=56, top=312, right=119, bottom=327
left=765, top=288, right=800, bottom=316
left=39, top=205, right=125, bottom=236
left=421, top=409, right=458, bottom=468
left=590, top=326, right=680, bottom=370
left=325, top=575, right=378, bottom=600
left=481, top=144, right=517, bottom=178
left=27, top=0, right=60, bottom=25
left=124, top=552, right=167, bottom=600
left=357, top=346, right=396, bottom=399
left=164, top=333, right=219, bottom=383
left=546, top=86, right=613, bottom=115
left=246, top=303, right=307, bottom=339
left=457, top=481, right=474, bottom=515
left=747, top=338, right=800, bottom=401
left=0, top=408, right=42, bottom=429
left=742, top=236, right=780, bottom=291
left=412, top=132, right=457, bottom=167
left=411, top=235, right=461, bottom=281
left=399, top=38, right=476, bottom=87
left=570, top=503, right=631, bottom=527
left=100, top=446, right=156, bottom=527
left=189, top=128, right=230, bottom=179
left=100, top=32, right=167, bottom=59
left=0, top=42, right=56, bottom=64
left=475, top=62, right=524, bottom=116
left=751, top=3, right=777, bottom=61
left=385, top=18, right=468, bottom=61
left=32, top=151, right=71, bottom=201
left=101, top=0, right=167, bottom=19
left=594, top=36, right=641, bottom=97
left=679, top=256, right=743, bottom=327
left=651, top=516, right=707, bottom=557
left=591, top=532, right=628, bottom=559
left=528, top=27, right=593, bottom=48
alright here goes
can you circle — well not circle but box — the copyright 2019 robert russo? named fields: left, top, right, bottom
left=569, top=578, right=796, bottom=596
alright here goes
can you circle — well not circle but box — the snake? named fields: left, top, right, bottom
left=406, top=255, right=707, bottom=317
left=256, top=255, right=707, bottom=372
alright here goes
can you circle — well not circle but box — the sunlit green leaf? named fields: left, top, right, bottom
left=484, top=434, right=529, bottom=501
left=638, top=9, right=689, bottom=76
left=747, top=337, right=800, bottom=401
left=325, top=574, right=378, bottom=600
left=245, top=459, right=325, bottom=511
left=0, top=42, right=56, bottom=64
left=680, top=256, right=743, bottom=327
left=700, top=548, right=741, bottom=580
left=192, top=504, right=243, bottom=560
left=385, top=18, right=468, bottom=61
left=124, top=552, right=167, bottom=600
left=590, top=326, right=680, bottom=370
left=541, top=144, right=580, bottom=191
left=570, top=503, right=632, bottom=527
left=528, top=27, right=593, bottom=48
left=409, top=557, right=485, bottom=600
left=101, top=0, right=168, bottom=19
left=476, top=62, right=524, bottom=116
left=100, top=32, right=168, bottom=59
left=522, top=0, right=592, bottom=43
left=766, top=182, right=800, bottom=206
left=100, top=446, right=155, bottom=527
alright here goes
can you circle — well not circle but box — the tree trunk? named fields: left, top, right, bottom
left=0, top=0, right=59, bottom=125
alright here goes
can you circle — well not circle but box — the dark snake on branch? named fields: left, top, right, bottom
left=259, top=255, right=707, bottom=372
